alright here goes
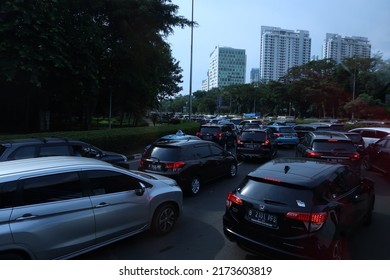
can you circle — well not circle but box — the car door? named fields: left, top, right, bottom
left=85, top=169, right=150, bottom=243
left=369, top=138, right=390, bottom=173
left=328, top=167, right=367, bottom=230
left=9, top=171, right=95, bottom=259
left=208, top=143, right=229, bottom=178
left=191, top=144, right=215, bottom=182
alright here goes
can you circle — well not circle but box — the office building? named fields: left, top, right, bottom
left=250, top=68, right=260, bottom=83
left=207, top=46, right=246, bottom=90
left=259, top=26, right=311, bottom=82
left=322, top=33, right=371, bottom=63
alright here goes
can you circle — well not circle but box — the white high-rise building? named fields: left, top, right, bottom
left=259, top=26, right=311, bottom=82
left=207, top=46, right=246, bottom=90
left=322, top=33, right=371, bottom=63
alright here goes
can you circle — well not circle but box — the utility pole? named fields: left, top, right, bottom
left=188, top=0, right=194, bottom=120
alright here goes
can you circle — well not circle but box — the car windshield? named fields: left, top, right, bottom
left=313, top=141, right=356, bottom=152
left=241, top=131, right=266, bottom=141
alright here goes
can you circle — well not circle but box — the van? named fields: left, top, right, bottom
left=0, top=156, right=182, bottom=259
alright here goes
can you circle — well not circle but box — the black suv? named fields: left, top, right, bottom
left=196, top=124, right=236, bottom=149
left=236, top=128, right=277, bottom=160
left=296, top=131, right=360, bottom=169
left=0, top=137, right=129, bottom=168
left=138, top=139, right=238, bottom=196
left=223, top=158, right=375, bottom=259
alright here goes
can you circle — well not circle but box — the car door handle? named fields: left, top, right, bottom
left=16, top=213, right=38, bottom=221
left=95, top=202, right=110, bottom=208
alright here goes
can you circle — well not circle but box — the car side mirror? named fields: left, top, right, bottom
left=135, top=182, right=146, bottom=196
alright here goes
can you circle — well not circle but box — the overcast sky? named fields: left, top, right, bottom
left=166, top=0, right=390, bottom=95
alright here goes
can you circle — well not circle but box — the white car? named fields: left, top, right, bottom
left=348, top=127, right=390, bottom=147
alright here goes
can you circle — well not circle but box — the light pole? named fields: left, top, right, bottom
left=188, top=0, right=194, bottom=120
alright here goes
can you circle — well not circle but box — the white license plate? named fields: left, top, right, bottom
left=247, top=209, right=278, bottom=227
left=149, top=163, right=162, bottom=171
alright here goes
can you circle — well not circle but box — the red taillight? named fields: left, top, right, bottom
left=215, top=132, right=223, bottom=137
left=226, top=192, right=243, bottom=207
left=140, top=159, right=145, bottom=165
left=327, top=139, right=338, bottom=142
left=196, top=132, right=202, bottom=136
left=275, top=133, right=282, bottom=137
left=286, top=211, right=328, bottom=232
left=306, top=150, right=323, bottom=157
left=165, top=161, right=186, bottom=170
left=351, top=153, right=360, bottom=159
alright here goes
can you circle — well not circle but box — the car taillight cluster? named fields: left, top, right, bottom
left=286, top=211, right=328, bottom=232
left=165, top=161, right=186, bottom=171
left=215, top=132, right=223, bottom=137
left=306, top=150, right=323, bottom=157
left=195, top=132, right=202, bottom=136
left=226, top=192, right=243, bottom=207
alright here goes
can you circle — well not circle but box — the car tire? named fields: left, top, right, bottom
left=151, top=203, right=178, bottom=236
left=187, top=176, right=201, bottom=196
left=228, top=163, right=238, bottom=178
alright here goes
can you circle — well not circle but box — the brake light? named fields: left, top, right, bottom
left=351, top=153, right=360, bottom=159
left=165, top=161, right=186, bottom=170
left=327, top=139, right=338, bottom=142
left=306, top=150, right=323, bottom=157
left=286, top=211, right=328, bottom=232
left=275, top=133, right=282, bottom=137
left=237, top=135, right=242, bottom=144
left=215, top=132, right=223, bottom=137
left=226, top=192, right=243, bottom=207
left=196, top=132, right=202, bottom=136
left=140, top=159, right=145, bottom=165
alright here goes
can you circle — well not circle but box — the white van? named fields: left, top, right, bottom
left=348, top=127, right=390, bottom=147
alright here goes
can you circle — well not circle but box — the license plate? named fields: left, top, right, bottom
left=204, top=135, right=212, bottom=140
left=247, top=209, right=278, bottom=228
left=149, top=163, right=162, bottom=171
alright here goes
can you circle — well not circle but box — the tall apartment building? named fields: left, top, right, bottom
left=322, top=33, right=371, bottom=63
left=259, top=26, right=311, bottom=82
left=250, top=68, right=260, bottom=83
left=207, top=46, right=246, bottom=90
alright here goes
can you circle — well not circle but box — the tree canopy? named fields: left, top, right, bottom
left=0, top=0, right=192, bottom=132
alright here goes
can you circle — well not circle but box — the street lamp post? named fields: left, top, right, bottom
left=188, top=0, right=194, bottom=121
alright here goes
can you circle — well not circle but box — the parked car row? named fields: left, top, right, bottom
left=1, top=123, right=388, bottom=260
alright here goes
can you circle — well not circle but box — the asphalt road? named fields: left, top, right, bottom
left=74, top=147, right=390, bottom=260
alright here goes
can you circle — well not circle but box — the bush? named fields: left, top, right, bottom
left=0, top=121, right=200, bottom=155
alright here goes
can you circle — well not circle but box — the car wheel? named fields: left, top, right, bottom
left=151, top=203, right=178, bottom=236
left=362, top=155, right=372, bottom=170
left=228, top=163, right=238, bottom=177
left=188, top=176, right=201, bottom=196
left=329, top=236, right=347, bottom=260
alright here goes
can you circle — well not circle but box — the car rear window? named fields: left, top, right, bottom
left=313, top=140, right=356, bottom=151
left=241, top=131, right=266, bottom=141
left=146, top=146, right=183, bottom=161
left=345, top=134, right=362, bottom=143
left=238, top=177, right=314, bottom=208
left=279, top=127, right=295, bottom=133
left=200, top=127, right=220, bottom=134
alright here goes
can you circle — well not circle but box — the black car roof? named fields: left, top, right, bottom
left=248, top=158, right=341, bottom=188
left=153, top=139, right=210, bottom=147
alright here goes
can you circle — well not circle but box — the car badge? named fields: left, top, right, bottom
left=296, top=200, right=305, bottom=207
left=259, top=204, right=265, bottom=211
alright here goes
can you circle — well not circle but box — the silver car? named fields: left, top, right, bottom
left=0, top=156, right=182, bottom=260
